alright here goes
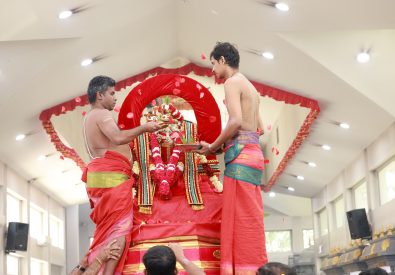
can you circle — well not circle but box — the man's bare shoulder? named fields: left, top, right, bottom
left=89, top=109, right=113, bottom=122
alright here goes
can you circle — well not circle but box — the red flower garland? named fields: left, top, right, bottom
left=149, top=133, right=183, bottom=200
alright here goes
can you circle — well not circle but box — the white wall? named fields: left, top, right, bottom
left=312, top=121, right=395, bottom=273
left=264, top=214, right=313, bottom=264
left=0, top=161, right=66, bottom=275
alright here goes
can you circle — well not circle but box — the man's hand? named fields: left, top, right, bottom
left=143, top=122, right=167, bottom=133
left=195, top=141, right=212, bottom=155
left=168, top=243, right=185, bottom=262
left=97, top=239, right=121, bottom=263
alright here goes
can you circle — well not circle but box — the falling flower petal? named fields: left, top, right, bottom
left=114, top=106, right=121, bottom=113
left=82, top=111, right=87, bottom=116
left=201, top=53, right=206, bottom=60
left=264, top=159, right=270, bottom=164
left=173, top=88, right=181, bottom=95
left=127, top=112, right=134, bottom=119
left=209, top=116, right=217, bottom=123
left=151, top=100, right=157, bottom=106
left=267, top=124, right=272, bottom=131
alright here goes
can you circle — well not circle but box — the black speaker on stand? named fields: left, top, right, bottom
left=5, top=222, right=29, bottom=253
left=346, top=209, right=372, bottom=240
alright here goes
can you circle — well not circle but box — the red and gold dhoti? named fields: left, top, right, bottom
left=221, top=131, right=268, bottom=274
left=81, top=151, right=134, bottom=275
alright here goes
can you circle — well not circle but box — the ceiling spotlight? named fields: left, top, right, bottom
left=296, top=175, right=304, bottom=181
left=357, top=52, right=370, bottom=63
left=339, top=122, right=350, bottom=129
left=308, top=162, right=317, bottom=168
left=275, top=2, right=289, bottom=11
left=287, top=186, right=295, bottom=192
left=15, top=134, right=26, bottom=141
left=58, top=10, right=73, bottom=19
left=269, top=192, right=276, bottom=198
left=37, top=155, right=47, bottom=161
left=262, top=52, right=274, bottom=60
left=81, top=58, right=93, bottom=67
left=322, top=144, right=331, bottom=151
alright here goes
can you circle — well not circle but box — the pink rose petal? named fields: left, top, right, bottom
left=267, top=124, right=272, bottom=131
left=151, top=100, right=157, bottom=106
left=173, top=88, right=181, bottom=95
left=82, top=111, right=87, bottom=116
left=209, top=116, right=216, bottom=123
left=75, top=97, right=81, bottom=103
left=114, top=106, right=120, bottom=113
left=127, top=112, right=134, bottom=119
left=201, top=53, right=206, bottom=60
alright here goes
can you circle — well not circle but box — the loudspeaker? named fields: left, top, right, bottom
left=5, top=222, right=29, bottom=252
left=346, top=209, right=371, bottom=240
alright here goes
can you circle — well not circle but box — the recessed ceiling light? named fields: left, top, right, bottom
left=81, top=59, right=93, bottom=67
left=262, top=52, right=274, bottom=60
left=15, top=134, right=26, bottom=141
left=339, top=122, right=350, bottom=129
left=37, top=155, right=47, bottom=161
left=322, top=144, right=331, bottom=151
left=357, top=52, right=370, bottom=63
left=269, top=192, right=276, bottom=198
left=287, top=186, right=295, bottom=192
left=275, top=2, right=289, bottom=12
left=308, top=162, right=317, bottom=167
left=297, top=175, right=304, bottom=181
left=58, top=10, right=73, bottom=20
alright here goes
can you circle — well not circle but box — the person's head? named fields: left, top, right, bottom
left=257, top=262, right=297, bottom=275
left=359, top=267, right=389, bottom=275
left=87, top=75, right=116, bottom=110
left=143, top=245, right=177, bottom=275
left=210, top=42, right=240, bottom=79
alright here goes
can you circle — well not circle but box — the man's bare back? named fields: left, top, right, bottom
left=226, top=73, right=261, bottom=132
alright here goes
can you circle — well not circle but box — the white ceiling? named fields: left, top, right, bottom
left=1, top=0, right=394, bottom=215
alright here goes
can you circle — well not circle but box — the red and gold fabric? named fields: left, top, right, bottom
left=81, top=151, right=134, bottom=275
left=220, top=131, right=268, bottom=275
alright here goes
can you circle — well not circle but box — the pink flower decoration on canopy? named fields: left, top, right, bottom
left=200, top=92, right=205, bottom=99
left=127, top=112, right=134, bottom=119
left=196, top=84, right=202, bottom=90
left=61, top=106, right=66, bottom=113
left=75, top=97, right=81, bottom=103
left=119, top=124, right=125, bottom=129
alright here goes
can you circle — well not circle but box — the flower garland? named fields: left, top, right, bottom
left=149, top=132, right=184, bottom=200
left=196, top=154, right=223, bottom=192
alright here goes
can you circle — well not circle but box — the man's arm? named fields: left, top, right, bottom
left=96, top=109, right=162, bottom=145
left=69, top=240, right=121, bottom=275
left=168, top=243, right=205, bottom=275
left=197, top=78, right=242, bottom=154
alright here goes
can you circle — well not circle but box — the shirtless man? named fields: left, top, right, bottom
left=83, top=75, right=163, bottom=275
left=197, top=42, right=267, bottom=274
